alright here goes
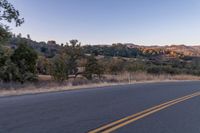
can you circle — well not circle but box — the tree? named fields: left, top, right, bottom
left=0, top=0, right=23, bottom=83
left=0, top=0, right=24, bottom=44
left=0, top=0, right=24, bottom=27
left=11, top=41, right=38, bottom=83
left=27, top=34, right=31, bottom=40
left=50, top=54, right=69, bottom=82
left=84, top=55, right=104, bottom=80
left=17, top=33, right=22, bottom=38
left=64, top=40, right=83, bottom=76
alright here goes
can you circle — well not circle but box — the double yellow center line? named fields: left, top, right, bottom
left=89, top=91, right=200, bottom=133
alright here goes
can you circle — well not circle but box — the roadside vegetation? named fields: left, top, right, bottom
left=1, top=0, right=200, bottom=91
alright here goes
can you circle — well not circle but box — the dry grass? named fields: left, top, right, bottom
left=107, top=72, right=200, bottom=82
left=0, top=73, right=199, bottom=97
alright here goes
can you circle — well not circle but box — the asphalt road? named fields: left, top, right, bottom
left=0, top=81, right=200, bottom=133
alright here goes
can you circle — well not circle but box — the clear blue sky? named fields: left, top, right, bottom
left=9, top=0, right=200, bottom=45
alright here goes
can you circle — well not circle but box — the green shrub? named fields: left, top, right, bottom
left=50, top=54, right=69, bottom=82
left=11, top=41, right=38, bottom=83
left=84, top=55, right=104, bottom=80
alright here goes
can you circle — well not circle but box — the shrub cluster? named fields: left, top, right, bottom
left=0, top=41, right=38, bottom=83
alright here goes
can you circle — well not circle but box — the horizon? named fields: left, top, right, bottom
left=8, top=0, right=200, bottom=45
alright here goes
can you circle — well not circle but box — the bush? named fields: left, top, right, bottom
left=0, top=41, right=38, bottom=83
left=125, top=61, right=145, bottom=72
left=50, top=54, right=69, bottom=82
left=0, top=50, right=19, bottom=82
left=11, top=41, right=38, bottom=83
left=37, top=56, right=51, bottom=75
left=0, top=47, right=19, bottom=82
left=84, top=55, right=104, bottom=80
left=0, top=25, right=11, bottom=44
left=107, top=58, right=125, bottom=74
left=147, top=66, right=181, bottom=75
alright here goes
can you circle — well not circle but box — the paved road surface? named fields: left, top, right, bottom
left=0, top=81, right=200, bottom=133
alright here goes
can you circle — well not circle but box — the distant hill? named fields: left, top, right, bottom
left=126, top=43, right=200, bottom=57
left=8, top=37, right=61, bottom=58
left=7, top=37, right=200, bottom=59
left=166, top=45, right=200, bottom=56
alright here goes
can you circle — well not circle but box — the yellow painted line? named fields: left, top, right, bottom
left=102, top=92, right=200, bottom=133
left=89, top=92, right=200, bottom=133
left=89, top=91, right=200, bottom=133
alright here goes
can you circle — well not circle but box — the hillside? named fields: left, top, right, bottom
left=7, top=36, right=200, bottom=59
left=126, top=44, right=200, bottom=57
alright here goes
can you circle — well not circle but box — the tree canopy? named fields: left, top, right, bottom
left=0, top=0, right=24, bottom=43
left=0, top=0, right=24, bottom=27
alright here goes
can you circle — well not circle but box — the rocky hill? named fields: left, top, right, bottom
left=126, top=44, right=200, bottom=57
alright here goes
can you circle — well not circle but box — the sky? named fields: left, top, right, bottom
left=8, top=0, right=200, bottom=45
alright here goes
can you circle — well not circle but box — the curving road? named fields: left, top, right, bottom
left=0, top=81, right=200, bottom=133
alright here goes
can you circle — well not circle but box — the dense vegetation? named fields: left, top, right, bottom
left=1, top=0, right=200, bottom=84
